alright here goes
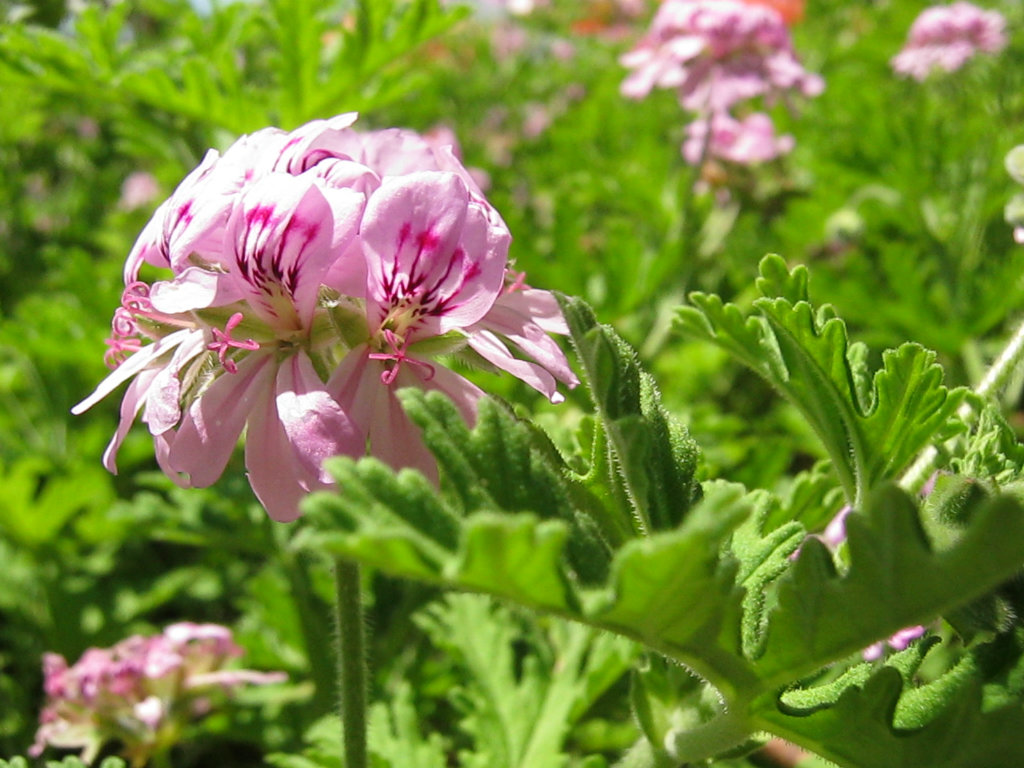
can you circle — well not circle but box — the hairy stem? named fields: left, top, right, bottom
left=335, top=558, right=368, bottom=768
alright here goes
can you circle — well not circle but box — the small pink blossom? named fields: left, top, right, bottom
left=683, top=111, right=795, bottom=165
left=862, top=625, right=928, bottom=662
left=619, top=0, right=823, bottom=111
left=31, top=623, right=285, bottom=765
left=892, top=2, right=1007, bottom=80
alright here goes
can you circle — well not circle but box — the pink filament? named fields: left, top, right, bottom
left=368, top=329, right=435, bottom=385
left=208, top=313, right=260, bottom=374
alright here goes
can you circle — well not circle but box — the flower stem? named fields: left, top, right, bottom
left=900, top=315, right=1024, bottom=493
left=334, top=557, right=368, bottom=768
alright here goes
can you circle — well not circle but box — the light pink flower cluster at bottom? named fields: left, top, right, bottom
left=31, top=623, right=286, bottom=764
left=73, top=114, right=579, bottom=522
left=891, top=2, right=1007, bottom=81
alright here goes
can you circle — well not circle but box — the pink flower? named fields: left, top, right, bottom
left=683, top=111, right=795, bottom=165
left=327, top=172, right=577, bottom=478
left=619, top=0, right=823, bottom=111
left=31, top=623, right=285, bottom=764
left=75, top=116, right=576, bottom=520
left=892, top=2, right=1007, bottom=80
left=76, top=171, right=365, bottom=522
left=862, top=625, right=928, bottom=662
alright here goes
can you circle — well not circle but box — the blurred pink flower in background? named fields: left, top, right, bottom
left=117, top=172, right=161, bottom=211
left=892, top=2, right=1007, bottom=80
left=74, top=115, right=577, bottom=521
left=620, top=0, right=821, bottom=167
left=619, top=0, right=822, bottom=110
left=683, top=111, right=795, bottom=165
left=31, top=623, right=285, bottom=765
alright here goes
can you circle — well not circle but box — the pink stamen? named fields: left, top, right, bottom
left=103, top=337, right=143, bottom=369
left=504, top=270, right=529, bottom=294
left=104, top=308, right=143, bottom=369
left=208, top=313, right=260, bottom=374
left=122, top=282, right=154, bottom=312
left=369, top=329, right=435, bottom=385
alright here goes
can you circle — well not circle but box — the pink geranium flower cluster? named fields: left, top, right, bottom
left=620, top=0, right=822, bottom=166
left=891, top=2, right=1007, bottom=81
left=73, top=114, right=578, bottom=522
left=30, top=623, right=285, bottom=765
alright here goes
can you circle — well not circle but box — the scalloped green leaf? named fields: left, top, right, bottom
left=400, top=391, right=612, bottom=585
left=753, top=485, right=1024, bottom=686
left=676, top=255, right=965, bottom=507
left=450, top=514, right=579, bottom=614
left=759, top=655, right=1024, bottom=768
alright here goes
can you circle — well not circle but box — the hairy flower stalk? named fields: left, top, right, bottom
left=73, top=114, right=578, bottom=522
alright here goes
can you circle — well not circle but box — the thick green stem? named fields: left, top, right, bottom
left=334, top=558, right=368, bottom=768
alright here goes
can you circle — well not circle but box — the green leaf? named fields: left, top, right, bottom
left=759, top=645, right=1024, bottom=768
left=369, top=682, right=450, bottom=768
left=753, top=485, right=1024, bottom=686
left=586, top=481, right=752, bottom=695
left=559, top=294, right=701, bottom=536
left=400, top=390, right=613, bottom=585
left=416, top=594, right=637, bottom=768
left=676, top=255, right=965, bottom=507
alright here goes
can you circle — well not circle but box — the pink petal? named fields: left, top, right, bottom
left=142, top=331, right=208, bottom=434
left=415, top=362, right=484, bottom=425
left=123, top=202, right=171, bottom=283
left=168, top=353, right=275, bottom=487
left=467, top=330, right=564, bottom=403
left=160, top=149, right=241, bottom=272
left=243, top=389, right=309, bottom=524
left=71, top=329, right=195, bottom=415
left=326, top=347, right=439, bottom=481
left=362, top=172, right=509, bottom=333
left=101, top=368, right=160, bottom=474
left=227, top=174, right=338, bottom=330
left=473, top=298, right=578, bottom=388
left=274, top=353, right=363, bottom=484
left=149, top=266, right=245, bottom=314
left=496, top=288, right=569, bottom=334
left=307, top=158, right=380, bottom=196
left=365, top=379, right=438, bottom=483
left=272, top=113, right=360, bottom=175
